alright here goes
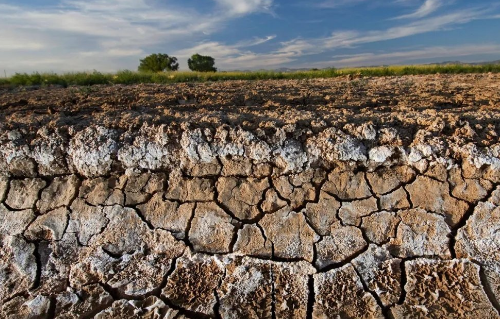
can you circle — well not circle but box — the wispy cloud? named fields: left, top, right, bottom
left=278, top=8, right=489, bottom=56
left=173, top=36, right=287, bottom=70
left=393, top=0, right=444, bottom=19
left=316, top=0, right=368, bottom=9
left=315, top=0, right=416, bottom=9
left=306, top=44, right=500, bottom=68
left=0, top=0, right=498, bottom=73
left=235, top=35, right=277, bottom=48
left=0, top=0, right=275, bottom=73
left=156, top=5, right=497, bottom=70
left=213, top=0, right=273, bottom=15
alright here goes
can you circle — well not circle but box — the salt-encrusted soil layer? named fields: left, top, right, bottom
left=1, top=74, right=500, bottom=318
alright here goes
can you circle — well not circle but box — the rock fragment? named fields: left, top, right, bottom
left=390, top=259, right=500, bottom=319
left=70, top=230, right=184, bottom=293
left=217, top=177, right=269, bottom=220
left=339, top=197, right=378, bottom=226
left=456, top=202, right=500, bottom=303
left=233, top=224, right=272, bottom=258
left=79, top=176, right=125, bottom=206
left=366, top=165, right=415, bottom=195
left=94, top=297, right=178, bottom=319
left=379, top=187, right=410, bottom=211
left=163, top=254, right=224, bottom=316
left=37, top=175, right=79, bottom=213
left=220, top=157, right=253, bottom=176
left=387, top=208, right=451, bottom=258
left=137, top=193, right=194, bottom=238
left=182, top=159, right=221, bottom=177
left=304, top=191, right=341, bottom=236
left=449, top=167, right=492, bottom=203
left=313, top=264, right=384, bottom=319
left=361, top=211, right=400, bottom=245
left=54, top=284, right=114, bottom=318
left=189, top=202, right=235, bottom=254
left=0, top=203, right=35, bottom=238
left=259, top=208, right=319, bottom=262
left=323, top=169, right=372, bottom=200
left=106, top=252, right=173, bottom=297
left=272, top=172, right=316, bottom=210
left=0, top=236, right=37, bottom=301
left=352, top=245, right=402, bottom=306
left=166, top=176, right=214, bottom=202
left=37, top=232, right=82, bottom=295
left=25, top=207, right=69, bottom=241
left=67, top=199, right=109, bottom=245
left=1, top=295, right=51, bottom=319
left=5, top=178, right=46, bottom=210
left=218, top=257, right=273, bottom=319
left=489, top=186, right=500, bottom=205
left=88, top=205, right=180, bottom=256
left=261, top=188, right=287, bottom=214
left=123, top=173, right=165, bottom=205
left=406, top=175, right=469, bottom=226
left=425, top=161, right=449, bottom=181
left=68, top=126, right=118, bottom=177
left=315, top=225, right=367, bottom=269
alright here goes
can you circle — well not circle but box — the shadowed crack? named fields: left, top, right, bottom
left=270, top=266, right=276, bottom=319
left=353, top=265, right=390, bottom=319
left=306, top=275, right=315, bottom=319
left=47, top=296, right=56, bottom=319
left=396, top=260, right=408, bottom=306
left=448, top=204, right=475, bottom=259
left=128, top=206, right=155, bottom=231
left=184, top=202, right=197, bottom=250
left=32, top=241, right=42, bottom=290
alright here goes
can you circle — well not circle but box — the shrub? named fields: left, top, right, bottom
left=188, top=54, right=217, bottom=72
left=138, top=53, right=179, bottom=72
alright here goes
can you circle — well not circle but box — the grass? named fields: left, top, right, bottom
left=1, top=64, right=500, bottom=87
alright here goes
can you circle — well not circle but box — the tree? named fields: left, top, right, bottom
left=188, top=54, right=217, bottom=72
left=138, top=53, right=179, bottom=72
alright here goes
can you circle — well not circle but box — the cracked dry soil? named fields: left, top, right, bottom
left=1, top=73, right=500, bottom=318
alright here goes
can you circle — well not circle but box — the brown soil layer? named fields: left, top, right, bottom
left=0, top=74, right=500, bottom=318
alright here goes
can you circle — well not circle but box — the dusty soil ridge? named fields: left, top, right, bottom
left=1, top=74, right=500, bottom=318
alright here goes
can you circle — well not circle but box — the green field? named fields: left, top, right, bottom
left=1, top=64, right=499, bottom=87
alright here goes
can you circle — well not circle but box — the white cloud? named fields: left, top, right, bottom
left=214, top=0, right=273, bottom=15
left=315, top=0, right=416, bottom=9
left=173, top=7, right=491, bottom=71
left=277, top=8, right=488, bottom=57
left=393, top=0, right=443, bottom=19
left=316, top=0, right=368, bottom=8
left=235, top=35, right=277, bottom=47
left=0, top=0, right=497, bottom=73
left=173, top=36, right=288, bottom=70
left=305, top=44, right=500, bottom=68
left=0, top=0, right=271, bottom=73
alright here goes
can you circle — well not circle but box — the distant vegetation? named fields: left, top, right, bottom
left=138, top=53, right=179, bottom=72
left=188, top=54, right=217, bottom=72
left=2, top=64, right=500, bottom=87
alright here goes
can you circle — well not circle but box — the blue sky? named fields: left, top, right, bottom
left=1, top=0, right=499, bottom=73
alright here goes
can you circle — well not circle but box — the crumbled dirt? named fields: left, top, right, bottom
left=0, top=74, right=499, bottom=148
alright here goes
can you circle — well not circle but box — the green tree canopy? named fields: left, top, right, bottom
left=188, top=54, right=217, bottom=72
left=138, top=53, right=179, bottom=72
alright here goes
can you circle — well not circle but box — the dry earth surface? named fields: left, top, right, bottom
left=0, top=74, right=500, bottom=318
